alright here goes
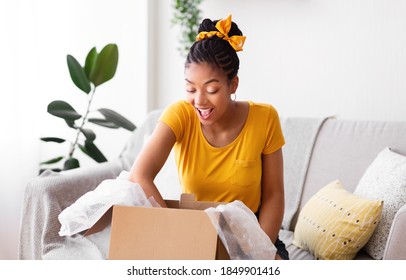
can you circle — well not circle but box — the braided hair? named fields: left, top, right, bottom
left=185, top=18, right=243, bottom=80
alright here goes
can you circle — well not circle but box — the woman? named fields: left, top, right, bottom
left=129, top=15, right=288, bottom=260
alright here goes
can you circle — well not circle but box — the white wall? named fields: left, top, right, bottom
left=151, top=0, right=406, bottom=122
left=0, top=0, right=148, bottom=259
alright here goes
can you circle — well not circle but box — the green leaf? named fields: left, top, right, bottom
left=78, top=144, right=86, bottom=154
left=84, top=47, right=98, bottom=79
left=40, top=156, right=64, bottom=165
left=65, top=119, right=76, bottom=128
left=48, top=100, right=82, bottom=121
left=63, top=157, right=80, bottom=170
left=98, top=108, right=136, bottom=131
left=80, top=140, right=107, bottom=163
left=67, top=55, right=91, bottom=94
left=80, top=127, right=96, bottom=142
left=40, top=137, right=66, bottom=143
left=89, top=44, right=119, bottom=87
left=88, top=118, right=119, bottom=129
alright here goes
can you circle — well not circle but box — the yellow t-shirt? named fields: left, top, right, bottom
left=159, top=100, right=285, bottom=212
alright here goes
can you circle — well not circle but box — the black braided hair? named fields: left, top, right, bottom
left=185, top=17, right=243, bottom=80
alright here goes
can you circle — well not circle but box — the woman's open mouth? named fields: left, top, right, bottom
left=196, top=108, right=214, bottom=120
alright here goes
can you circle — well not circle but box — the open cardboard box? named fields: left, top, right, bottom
left=84, top=193, right=230, bottom=260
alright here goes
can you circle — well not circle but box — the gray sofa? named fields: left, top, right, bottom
left=18, top=109, right=406, bottom=260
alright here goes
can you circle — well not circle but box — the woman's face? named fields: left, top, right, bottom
left=184, top=62, right=238, bottom=126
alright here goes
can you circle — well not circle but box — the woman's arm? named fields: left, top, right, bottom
left=128, top=121, right=176, bottom=207
left=258, top=148, right=285, bottom=244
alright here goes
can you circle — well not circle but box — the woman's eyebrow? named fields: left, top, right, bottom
left=185, top=78, right=220, bottom=85
left=204, top=79, right=220, bottom=85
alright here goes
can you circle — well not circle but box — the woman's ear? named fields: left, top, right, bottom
left=231, top=76, right=239, bottom=93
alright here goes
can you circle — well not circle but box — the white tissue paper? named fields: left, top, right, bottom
left=58, top=171, right=158, bottom=236
left=205, top=200, right=277, bottom=260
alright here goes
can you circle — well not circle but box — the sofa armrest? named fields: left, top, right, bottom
left=18, top=160, right=124, bottom=259
left=383, top=204, right=406, bottom=259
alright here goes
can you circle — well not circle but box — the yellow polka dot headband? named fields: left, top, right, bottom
left=196, top=15, right=246, bottom=52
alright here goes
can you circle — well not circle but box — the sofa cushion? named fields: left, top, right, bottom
left=293, top=119, right=406, bottom=231
left=354, top=147, right=406, bottom=260
left=292, top=180, right=383, bottom=260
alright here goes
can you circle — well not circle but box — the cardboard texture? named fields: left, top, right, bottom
left=86, top=194, right=230, bottom=260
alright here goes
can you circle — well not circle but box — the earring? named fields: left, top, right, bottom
left=231, top=93, right=236, bottom=101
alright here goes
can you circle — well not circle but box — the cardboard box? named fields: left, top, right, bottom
left=85, top=193, right=229, bottom=260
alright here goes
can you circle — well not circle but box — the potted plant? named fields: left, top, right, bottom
left=40, top=43, right=136, bottom=173
left=171, top=0, right=203, bottom=56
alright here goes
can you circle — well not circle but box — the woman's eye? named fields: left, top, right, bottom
left=207, top=89, right=218, bottom=94
left=186, top=88, right=195, bottom=93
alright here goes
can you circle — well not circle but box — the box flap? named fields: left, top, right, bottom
left=84, top=199, right=180, bottom=237
left=216, top=236, right=230, bottom=260
left=108, top=205, right=220, bottom=260
left=83, top=206, right=113, bottom=236
left=180, top=193, right=225, bottom=210
left=180, top=193, right=196, bottom=202
left=165, top=199, right=180, bottom=209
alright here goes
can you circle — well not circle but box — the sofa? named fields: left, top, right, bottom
left=18, top=109, right=406, bottom=260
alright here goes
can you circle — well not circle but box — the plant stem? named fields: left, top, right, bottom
left=68, top=86, right=96, bottom=157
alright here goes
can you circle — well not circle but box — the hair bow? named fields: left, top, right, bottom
left=196, top=15, right=246, bottom=52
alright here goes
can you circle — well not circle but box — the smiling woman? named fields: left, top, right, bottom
left=184, top=62, right=239, bottom=125
left=128, top=14, right=288, bottom=260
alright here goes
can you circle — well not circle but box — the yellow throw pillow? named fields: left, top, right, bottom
left=292, top=180, right=383, bottom=260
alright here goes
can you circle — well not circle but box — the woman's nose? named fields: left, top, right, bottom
left=194, top=91, right=206, bottom=105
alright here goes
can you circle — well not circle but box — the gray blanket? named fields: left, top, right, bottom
left=280, top=117, right=330, bottom=230
left=18, top=161, right=123, bottom=259
left=18, top=111, right=162, bottom=260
